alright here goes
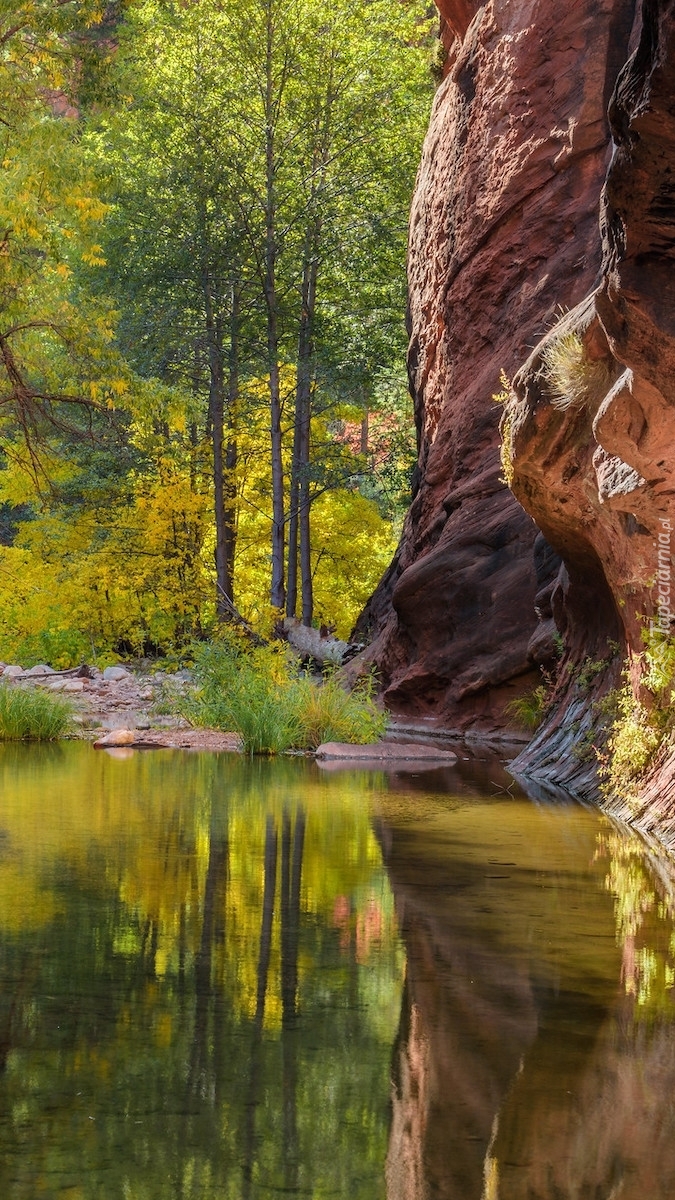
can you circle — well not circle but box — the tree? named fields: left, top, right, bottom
left=98, top=0, right=433, bottom=623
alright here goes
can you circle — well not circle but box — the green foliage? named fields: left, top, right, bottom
left=576, top=656, right=610, bottom=691
left=599, top=683, right=660, bottom=805
left=185, top=638, right=386, bottom=754
left=506, top=685, right=547, bottom=731
left=541, top=331, right=611, bottom=411
left=292, top=673, right=387, bottom=750
left=0, top=684, right=73, bottom=740
left=599, top=628, right=675, bottom=804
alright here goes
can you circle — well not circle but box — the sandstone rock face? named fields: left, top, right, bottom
left=356, top=0, right=637, bottom=736
left=508, top=0, right=675, bottom=796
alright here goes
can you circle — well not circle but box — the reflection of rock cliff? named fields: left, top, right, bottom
left=381, top=809, right=675, bottom=1200
left=357, top=0, right=675, bottom=811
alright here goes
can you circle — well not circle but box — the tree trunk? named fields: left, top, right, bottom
left=287, top=245, right=318, bottom=622
left=288, top=240, right=318, bottom=625
left=223, top=279, right=240, bottom=606
left=203, top=267, right=235, bottom=618
left=265, top=0, right=285, bottom=611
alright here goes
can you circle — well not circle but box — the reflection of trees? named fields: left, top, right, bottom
left=0, top=748, right=400, bottom=1199
left=242, top=813, right=278, bottom=1200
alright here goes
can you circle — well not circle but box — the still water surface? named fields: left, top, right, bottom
left=0, top=743, right=674, bottom=1199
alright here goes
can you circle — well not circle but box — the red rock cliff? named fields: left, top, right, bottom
left=355, top=0, right=638, bottom=740
left=357, top=0, right=675, bottom=819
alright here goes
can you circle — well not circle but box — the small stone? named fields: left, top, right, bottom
left=48, top=680, right=66, bottom=691
left=103, top=666, right=133, bottom=682
left=136, top=718, right=151, bottom=730
left=25, top=664, right=55, bottom=676
left=138, top=688, right=153, bottom=701
left=3, top=665, right=24, bottom=678
left=94, top=728, right=137, bottom=748
left=63, top=680, right=84, bottom=693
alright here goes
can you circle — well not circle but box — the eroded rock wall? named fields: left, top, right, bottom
left=356, top=0, right=637, bottom=737
left=508, top=0, right=675, bottom=797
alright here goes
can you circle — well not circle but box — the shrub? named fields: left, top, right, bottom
left=0, top=684, right=74, bottom=741
left=184, top=637, right=386, bottom=755
left=292, top=673, right=386, bottom=750
left=599, top=684, right=660, bottom=806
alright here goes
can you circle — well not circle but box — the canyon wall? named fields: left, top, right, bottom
left=357, top=0, right=675, bottom=805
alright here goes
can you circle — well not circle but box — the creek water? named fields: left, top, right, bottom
left=0, top=743, right=673, bottom=1199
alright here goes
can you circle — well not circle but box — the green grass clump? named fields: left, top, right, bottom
left=506, top=685, right=547, bottom=731
left=0, top=684, right=74, bottom=740
left=292, top=673, right=386, bottom=750
left=184, top=637, right=386, bottom=755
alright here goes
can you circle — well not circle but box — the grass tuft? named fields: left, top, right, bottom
left=541, top=331, right=611, bottom=411
left=183, top=637, right=386, bottom=755
left=506, top=685, right=547, bottom=731
left=0, top=684, right=74, bottom=740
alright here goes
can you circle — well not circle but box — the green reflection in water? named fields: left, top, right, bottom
left=3, top=745, right=675, bottom=1200
left=0, top=744, right=403, bottom=1200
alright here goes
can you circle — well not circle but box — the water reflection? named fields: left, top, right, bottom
left=3, top=744, right=675, bottom=1199
left=0, top=744, right=402, bottom=1199
left=379, top=792, right=675, bottom=1200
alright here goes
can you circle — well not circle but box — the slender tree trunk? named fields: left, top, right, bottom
left=288, top=239, right=318, bottom=624
left=264, top=0, right=285, bottom=610
left=223, top=279, right=240, bottom=605
left=203, top=267, right=235, bottom=618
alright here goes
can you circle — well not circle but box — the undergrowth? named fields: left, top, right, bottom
left=0, top=684, right=74, bottom=741
left=599, top=626, right=675, bottom=806
left=182, top=635, right=386, bottom=755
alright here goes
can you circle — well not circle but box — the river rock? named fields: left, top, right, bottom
left=3, top=665, right=24, bottom=678
left=93, top=729, right=137, bottom=748
left=103, top=666, right=133, bottom=682
left=63, top=680, right=84, bottom=693
left=315, top=741, right=457, bottom=764
left=25, top=664, right=55, bottom=676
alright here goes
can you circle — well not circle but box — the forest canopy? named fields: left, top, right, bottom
left=0, top=0, right=434, bottom=665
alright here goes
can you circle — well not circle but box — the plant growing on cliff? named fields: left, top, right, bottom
left=492, top=370, right=515, bottom=487
left=541, top=331, right=611, bottom=410
left=599, top=628, right=675, bottom=805
left=506, top=685, right=547, bottom=730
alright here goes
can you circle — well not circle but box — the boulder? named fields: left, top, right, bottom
left=103, top=666, right=133, bottom=682
left=93, top=728, right=137, bottom=748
